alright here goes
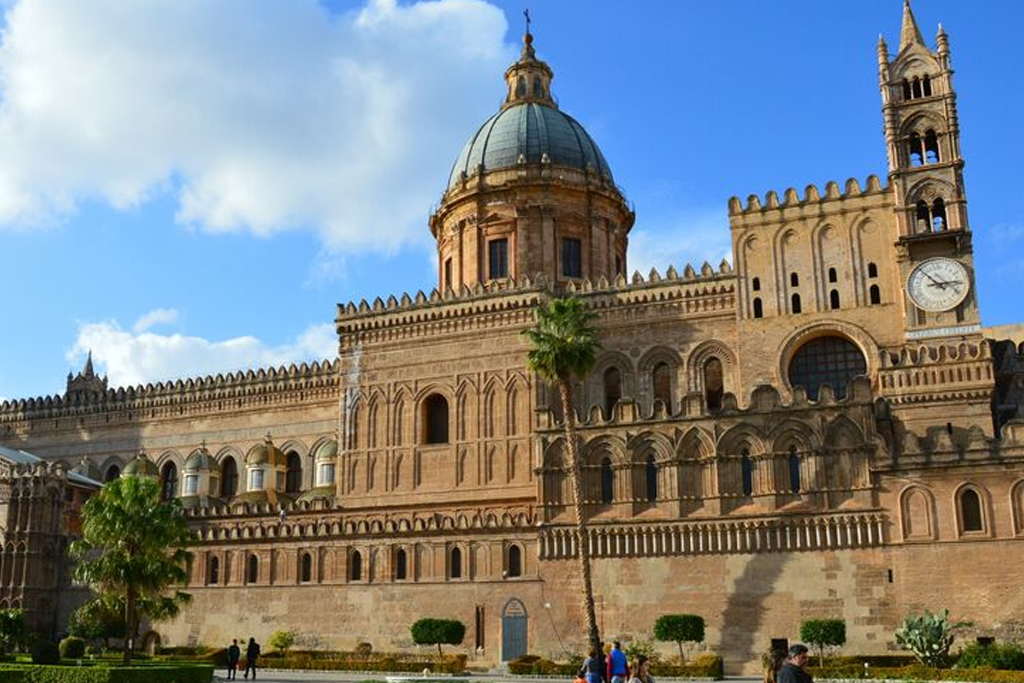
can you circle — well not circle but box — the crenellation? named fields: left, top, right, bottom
left=729, top=175, right=888, bottom=219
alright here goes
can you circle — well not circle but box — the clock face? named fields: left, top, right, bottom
left=906, top=257, right=970, bottom=312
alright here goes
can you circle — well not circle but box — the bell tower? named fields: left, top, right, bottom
left=879, top=1, right=980, bottom=337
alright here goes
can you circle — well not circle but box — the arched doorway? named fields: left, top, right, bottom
left=501, top=598, right=528, bottom=661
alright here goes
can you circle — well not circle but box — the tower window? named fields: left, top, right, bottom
left=395, top=548, right=408, bottom=580
left=741, top=449, right=753, bottom=497
left=922, top=75, right=932, bottom=97
left=828, top=267, right=837, bottom=283
left=600, top=457, right=614, bottom=504
left=443, top=258, right=453, bottom=291
left=301, top=552, right=313, bottom=583
left=285, top=452, right=302, bottom=493
left=221, top=457, right=238, bottom=497
left=902, top=79, right=912, bottom=100
left=870, top=285, right=881, bottom=305
left=752, top=277, right=761, bottom=291
left=423, top=394, right=449, bottom=444
left=788, top=446, right=801, bottom=493
left=868, top=262, right=878, bottom=278
left=830, top=289, right=841, bottom=309
left=916, top=201, right=931, bottom=233
left=350, top=550, right=362, bottom=581
left=208, top=556, right=220, bottom=585
left=247, top=555, right=259, bottom=584
left=652, top=362, right=672, bottom=408
left=561, top=238, right=582, bottom=278
left=791, top=293, right=802, bottom=314
left=488, top=238, right=508, bottom=279
left=160, top=462, right=178, bottom=501
left=909, top=132, right=923, bottom=166
left=704, top=357, right=724, bottom=411
left=924, top=130, right=940, bottom=163
left=932, top=198, right=947, bottom=231
left=788, top=335, right=867, bottom=400
left=449, top=546, right=462, bottom=579
left=645, top=454, right=658, bottom=502
left=506, top=545, right=522, bottom=578
left=960, top=489, right=983, bottom=532
left=603, top=367, right=622, bottom=418
left=790, top=272, right=799, bottom=287
left=912, top=77, right=922, bottom=99
left=753, top=297, right=763, bottom=318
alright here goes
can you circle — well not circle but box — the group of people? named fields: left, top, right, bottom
left=765, top=644, right=813, bottom=683
left=225, top=637, right=261, bottom=680
left=579, top=641, right=655, bottom=683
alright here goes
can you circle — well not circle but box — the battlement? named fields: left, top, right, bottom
left=0, top=359, right=339, bottom=421
left=728, top=175, right=888, bottom=218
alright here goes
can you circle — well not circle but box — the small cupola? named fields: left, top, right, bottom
left=122, top=450, right=159, bottom=480
left=502, top=24, right=555, bottom=109
left=180, top=441, right=222, bottom=508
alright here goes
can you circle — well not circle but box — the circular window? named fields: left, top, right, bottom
left=787, top=336, right=866, bottom=400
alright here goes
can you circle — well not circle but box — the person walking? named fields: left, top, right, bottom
left=628, top=655, right=654, bottom=683
left=226, top=639, right=241, bottom=680
left=580, top=647, right=605, bottom=683
left=764, top=649, right=787, bottom=683
left=777, top=644, right=813, bottom=683
left=607, top=641, right=629, bottom=683
left=243, top=637, right=260, bottom=680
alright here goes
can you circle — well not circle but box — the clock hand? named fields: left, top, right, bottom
left=923, top=271, right=942, bottom=286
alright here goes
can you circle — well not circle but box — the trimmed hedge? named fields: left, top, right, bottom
left=0, top=664, right=213, bottom=683
left=811, top=664, right=1024, bottom=682
left=508, top=653, right=724, bottom=680
left=256, top=651, right=467, bottom=673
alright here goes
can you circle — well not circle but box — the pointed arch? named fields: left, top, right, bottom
left=825, top=415, right=864, bottom=449
left=686, top=340, right=738, bottom=405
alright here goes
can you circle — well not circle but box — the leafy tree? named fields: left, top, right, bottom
left=894, top=609, right=971, bottom=667
left=68, top=598, right=127, bottom=647
left=410, top=618, right=465, bottom=657
left=0, top=608, right=27, bottom=654
left=69, top=476, right=195, bottom=665
left=799, top=619, right=846, bottom=661
left=522, top=296, right=602, bottom=656
left=270, top=629, right=297, bottom=654
left=653, top=614, right=705, bottom=663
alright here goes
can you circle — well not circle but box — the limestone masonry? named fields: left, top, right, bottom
left=2, top=3, right=1024, bottom=675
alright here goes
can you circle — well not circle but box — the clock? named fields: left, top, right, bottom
left=906, top=257, right=970, bottom=312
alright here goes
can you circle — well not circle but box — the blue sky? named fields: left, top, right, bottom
left=1, top=0, right=1022, bottom=400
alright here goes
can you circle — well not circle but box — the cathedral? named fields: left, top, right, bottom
left=1, top=3, right=1023, bottom=674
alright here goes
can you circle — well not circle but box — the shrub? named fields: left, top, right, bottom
left=800, top=619, right=846, bottom=660
left=958, top=642, right=1024, bottom=671
left=29, top=639, right=60, bottom=665
left=625, top=639, right=656, bottom=663
left=60, top=636, right=87, bottom=659
left=653, top=614, right=705, bottom=663
left=0, top=610, right=27, bottom=655
left=355, top=642, right=373, bottom=657
left=410, top=618, right=465, bottom=657
left=895, top=609, right=972, bottom=667
left=269, top=630, right=296, bottom=654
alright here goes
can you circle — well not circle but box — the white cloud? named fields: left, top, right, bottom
left=131, top=308, right=180, bottom=334
left=67, top=317, right=337, bottom=388
left=0, top=0, right=512, bottom=250
left=627, top=207, right=733, bottom=277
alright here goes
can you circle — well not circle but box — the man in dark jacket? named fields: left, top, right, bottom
left=226, top=639, right=241, bottom=680
left=244, top=637, right=260, bottom=679
left=777, top=644, right=813, bottom=683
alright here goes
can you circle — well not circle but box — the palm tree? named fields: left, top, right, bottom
left=522, top=296, right=602, bottom=656
left=70, top=476, right=195, bottom=665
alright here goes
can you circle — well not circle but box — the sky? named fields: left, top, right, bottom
left=0, top=0, right=1022, bottom=401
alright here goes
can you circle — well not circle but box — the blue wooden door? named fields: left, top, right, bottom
left=501, top=598, right=528, bottom=661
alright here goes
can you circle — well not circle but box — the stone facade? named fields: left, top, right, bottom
left=2, top=3, right=1024, bottom=674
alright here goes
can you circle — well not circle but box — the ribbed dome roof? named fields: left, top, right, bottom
left=184, top=449, right=217, bottom=472
left=447, top=103, right=613, bottom=190
left=123, top=453, right=159, bottom=478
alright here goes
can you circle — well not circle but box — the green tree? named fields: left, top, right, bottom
left=68, top=598, right=127, bottom=648
left=653, top=614, right=705, bottom=663
left=270, top=629, right=297, bottom=654
left=410, top=618, right=465, bottom=657
left=522, top=296, right=602, bottom=656
left=69, top=476, right=195, bottom=665
left=799, top=619, right=846, bottom=661
left=0, top=608, right=27, bottom=654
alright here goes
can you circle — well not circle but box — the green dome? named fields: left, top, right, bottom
left=184, top=449, right=217, bottom=472
left=123, top=453, right=159, bottom=478
left=314, top=440, right=338, bottom=460
left=247, top=440, right=285, bottom=467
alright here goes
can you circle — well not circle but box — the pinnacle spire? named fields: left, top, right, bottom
left=83, top=350, right=95, bottom=377
left=899, top=0, right=925, bottom=51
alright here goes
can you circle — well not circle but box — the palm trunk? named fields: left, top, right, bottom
left=559, top=378, right=601, bottom=657
left=124, top=589, right=136, bottom=666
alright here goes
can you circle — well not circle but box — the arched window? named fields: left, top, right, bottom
left=285, top=452, right=302, bottom=493
left=788, top=336, right=867, bottom=400
left=932, top=198, right=947, bottom=231
left=916, top=200, right=931, bottom=232
left=645, top=454, right=658, bottom=502
left=753, top=297, right=763, bottom=318
left=301, top=552, right=312, bottom=583
left=867, top=262, right=878, bottom=278
left=924, top=129, right=940, bottom=163
left=830, top=289, right=841, bottom=310
left=600, top=457, right=614, bottom=504
left=160, top=462, right=177, bottom=501
left=790, top=272, right=800, bottom=287
left=741, top=449, right=753, bottom=497
left=652, top=362, right=672, bottom=408
left=791, top=293, right=802, bottom=314
left=902, top=79, right=911, bottom=100
left=395, top=548, right=407, bottom=581
left=247, top=555, right=259, bottom=584
left=423, top=394, right=449, bottom=444
left=515, top=75, right=526, bottom=97
left=870, top=284, right=881, bottom=305
left=828, top=267, right=838, bottom=283
left=603, top=367, right=622, bottom=418
left=908, top=132, right=923, bottom=166
left=221, top=457, right=238, bottom=497
left=704, top=357, right=724, bottom=411
left=912, top=77, right=922, bottom=99
left=104, top=465, right=120, bottom=482
left=922, top=74, right=932, bottom=96
left=507, top=545, right=522, bottom=578
left=960, top=489, right=983, bottom=532
left=350, top=550, right=362, bottom=581
left=752, top=277, right=761, bottom=291
left=788, top=446, right=801, bottom=493
left=449, top=547, right=462, bottom=579
left=208, top=556, right=220, bottom=585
